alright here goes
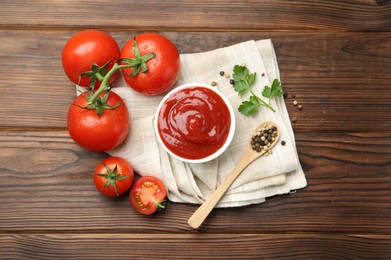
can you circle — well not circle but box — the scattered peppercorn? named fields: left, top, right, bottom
left=211, top=81, right=218, bottom=86
left=298, top=104, right=303, bottom=110
left=251, top=124, right=278, bottom=153
left=293, top=100, right=298, bottom=106
left=225, top=73, right=231, bottom=78
left=283, top=92, right=288, bottom=99
left=219, top=71, right=225, bottom=76
left=230, top=79, right=235, bottom=85
left=261, top=72, right=265, bottom=77
left=291, top=116, right=298, bottom=123
left=281, top=140, right=286, bottom=146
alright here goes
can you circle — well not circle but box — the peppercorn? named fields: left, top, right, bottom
left=283, top=92, right=288, bottom=99
left=230, top=79, right=235, bottom=85
left=211, top=81, right=218, bottom=86
left=293, top=100, right=298, bottom=106
left=298, top=104, right=303, bottom=110
left=219, top=71, right=225, bottom=76
left=251, top=124, right=278, bottom=153
left=281, top=140, right=286, bottom=146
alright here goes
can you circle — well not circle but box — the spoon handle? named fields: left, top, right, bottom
left=187, top=150, right=258, bottom=229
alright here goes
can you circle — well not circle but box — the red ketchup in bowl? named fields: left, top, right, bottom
left=157, top=86, right=231, bottom=160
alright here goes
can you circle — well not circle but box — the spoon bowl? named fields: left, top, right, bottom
left=187, top=121, right=280, bottom=229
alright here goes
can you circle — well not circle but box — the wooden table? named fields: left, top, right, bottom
left=1, top=1, right=390, bottom=258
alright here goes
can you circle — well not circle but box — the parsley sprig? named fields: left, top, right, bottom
left=232, top=65, right=284, bottom=115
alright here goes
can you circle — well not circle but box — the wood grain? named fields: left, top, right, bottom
left=0, top=131, right=389, bottom=234
left=1, top=30, right=390, bottom=132
left=0, top=0, right=390, bottom=31
left=0, top=234, right=390, bottom=259
left=1, top=0, right=390, bottom=257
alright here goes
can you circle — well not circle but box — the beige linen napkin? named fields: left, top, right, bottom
left=78, top=39, right=307, bottom=207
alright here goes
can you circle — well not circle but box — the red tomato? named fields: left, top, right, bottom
left=62, top=30, right=120, bottom=88
left=120, top=33, right=180, bottom=96
left=67, top=91, right=130, bottom=151
left=129, top=176, right=167, bottom=215
left=94, top=157, right=134, bottom=197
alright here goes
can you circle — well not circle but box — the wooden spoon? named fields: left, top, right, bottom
left=188, top=121, right=280, bottom=229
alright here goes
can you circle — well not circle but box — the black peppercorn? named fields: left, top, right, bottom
left=251, top=124, right=278, bottom=153
left=230, top=79, right=235, bottom=85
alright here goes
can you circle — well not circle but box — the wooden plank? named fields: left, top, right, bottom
left=0, top=0, right=390, bottom=31
left=0, top=131, right=389, bottom=233
left=0, top=234, right=390, bottom=259
left=0, top=30, right=390, bottom=132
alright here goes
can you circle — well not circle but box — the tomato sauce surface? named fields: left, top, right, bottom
left=157, top=87, right=231, bottom=160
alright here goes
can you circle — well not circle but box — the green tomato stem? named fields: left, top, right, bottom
left=88, top=63, right=133, bottom=104
left=94, top=72, right=105, bottom=82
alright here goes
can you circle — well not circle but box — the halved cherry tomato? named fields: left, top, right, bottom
left=94, top=157, right=134, bottom=197
left=62, top=30, right=120, bottom=89
left=120, top=33, right=180, bottom=96
left=129, top=176, right=167, bottom=215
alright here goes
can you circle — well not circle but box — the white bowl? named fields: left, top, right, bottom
left=154, top=83, right=236, bottom=164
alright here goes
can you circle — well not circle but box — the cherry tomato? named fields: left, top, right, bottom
left=62, top=30, right=120, bottom=88
left=120, top=33, right=180, bottom=96
left=67, top=91, right=130, bottom=151
left=93, top=157, right=134, bottom=197
left=129, top=176, right=167, bottom=215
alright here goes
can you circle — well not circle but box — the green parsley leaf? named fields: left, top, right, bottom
left=262, top=79, right=284, bottom=99
left=233, top=80, right=249, bottom=95
left=233, top=65, right=249, bottom=81
left=232, top=65, right=257, bottom=95
left=230, top=65, right=283, bottom=115
left=247, top=72, right=257, bottom=86
left=238, top=96, right=261, bottom=115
